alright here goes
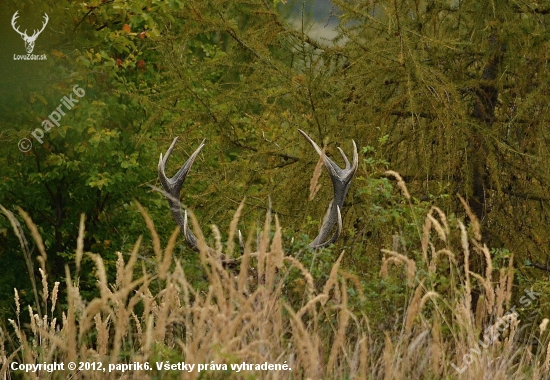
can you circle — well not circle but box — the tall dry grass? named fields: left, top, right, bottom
left=1, top=178, right=550, bottom=379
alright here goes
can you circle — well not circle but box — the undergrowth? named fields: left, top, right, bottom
left=1, top=176, right=550, bottom=379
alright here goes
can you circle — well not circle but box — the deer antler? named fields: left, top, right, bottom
left=299, top=129, right=358, bottom=249
left=158, top=137, right=247, bottom=267
left=158, top=137, right=206, bottom=251
left=33, top=13, right=49, bottom=38
left=11, top=12, right=27, bottom=39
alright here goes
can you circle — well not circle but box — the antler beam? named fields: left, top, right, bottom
left=299, top=129, right=358, bottom=249
left=158, top=137, right=206, bottom=251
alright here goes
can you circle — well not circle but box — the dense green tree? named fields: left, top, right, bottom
left=0, top=0, right=187, bottom=313
left=2, top=0, right=550, bottom=322
left=329, top=0, right=550, bottom=275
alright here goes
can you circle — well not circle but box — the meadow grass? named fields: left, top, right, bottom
left=1, top=183, right=549, bottom=379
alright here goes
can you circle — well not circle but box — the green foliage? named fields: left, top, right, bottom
left=0, top=0, right=183, bottom=317
left=3, top=0, right=550, bottom=333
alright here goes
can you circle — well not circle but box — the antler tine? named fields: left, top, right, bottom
left=337, top=147, right=350, bottom=168
left=32, top=13, right=49, bottom=37
left=11, top=11, right=26, bottom=37
left=158, top=137, right=206, bottom=251
left=299, top=129, right=358, bottom=249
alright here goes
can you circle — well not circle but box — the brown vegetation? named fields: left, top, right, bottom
left=1, top=179, right=549, bottom=379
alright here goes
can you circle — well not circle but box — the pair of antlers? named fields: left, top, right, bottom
left=158, top=130, right=358, bottom=250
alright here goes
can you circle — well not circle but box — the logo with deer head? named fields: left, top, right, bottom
left=11, top=11, right=49, bottom=54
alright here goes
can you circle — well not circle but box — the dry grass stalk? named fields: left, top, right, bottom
left=39, top=268, right=48, bottom=316
left=0, top=328, right=9, bottom=378
left=238, top=231, right=253, bottom=295
left=323, top=250, right=345, bottom=297
left=94, top=313, right=110, bottom=356
left=506, top=253, right=514, bottom=309
left=124, top=236, right=141, bottom=287
left=430, top=206, right=449, bottom=235
left=540, top=319, right=549, bottom=336
left=408, top=329, right=430, bottom=357
left=0, top=206, right=42, bottom=319
left=428, top=249, right=456, bottom=274
left=545, top=341, right=550, bottom=371
left=385, top=170, right=411, bottom=200
left=475, top=294, right=486, bottom=330
left=308, top=145, right=326, bottom=201
left=14, top=289, right=20, bottom=323
left=454, top=301, right=475, bottom=347
left=495, top=267, right=507, bottom=319
left=4, top=198, right=547, bottom=379
left=501, top=313, right=520, bottom=352
left=327, top=278, right=350, bottom=372
left=227, top=198, right=245, bottom=257
left=380, top=257, right=404, bottom=279
left=90, top=253, right=111, bottom=301
left=469, top=271, right=495, bottom=314
left=383, top=333, right=393, bottom=380
left=340, top=270, right=366, bottom=303
left=159, top=227, right=179, bottom=279
left=257, top=204, right=272, bottom=285
left=405, top=280, right=425, bottom=334
left=431, top=314, right=443, bottom=375
left=64, top=267, right=78, bottom=363
left=295, top=294, right=329, bottom=320
left=418, top=291, right=439, bottom=315
left=16, top=206, right=48, bottom=272
left=457, top=194, right=482, bottom=241
left=76, top=214, right=85, bottom=274
left=475, top=242, right=493, bottom=286
left=78, top=298, right=103, bottom=340
left=358, top=334, right=369, bottom=379
left=421, top=214, right=431, bottom=264
left=381, top=249, right=416, bottom=287
left=50, top=282, right=59, bottom=314
left=283, top=256, right=315, bottom=294
left=266, top=215, right=283, bottom=290
left=135, top=202, right=162, bottom=264
left=186, top=209, right=210, bottom=264
left=270, top=215, right=283, bottom=270
left=285, top=304, right=321, bottom=379
left=427, top=214, right=447, bottom=243
left=212, top=224, right=223, bottom=255
left=458, top=220, right=472, bottom=314
left=115, top=251, right=125, bottom=290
